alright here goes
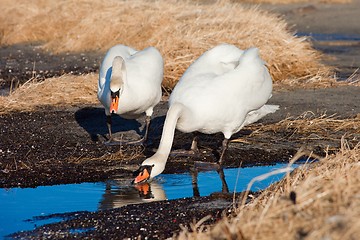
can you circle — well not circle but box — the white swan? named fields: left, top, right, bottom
left=133, top=44, right=279, bottom=183
left=97, top=44, right=163, bottom=145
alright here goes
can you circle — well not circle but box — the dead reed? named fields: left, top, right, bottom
left=0, top=74, right=98, bottom=114
left=0, top=0, right=334, bottom=90
left=178, top=138, right=360, bottom=239
left=249, top=111, right=360, bottom=141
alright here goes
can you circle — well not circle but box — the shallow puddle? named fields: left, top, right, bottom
left=0, top=163, right=302, bottom=238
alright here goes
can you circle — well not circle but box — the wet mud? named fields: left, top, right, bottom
left=1, top=89, right=358, bottom=238
left=0, top=44, right=101, bottom=95
left=9, top=195, right=246, bottom=239
left=0, top=102, right=297, bottom=189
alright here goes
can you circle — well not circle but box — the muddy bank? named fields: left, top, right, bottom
left=0, top=101, right=288, bottom=188
left=1, top=40, right=359, bottom=240
left=0, top=44, right=101, bottom=95
left=9, top=195, right=243, bottom=239
left=1, top=84, right=359, bottom=189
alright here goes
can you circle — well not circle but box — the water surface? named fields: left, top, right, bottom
left=0, top=163, right=300, bottom=238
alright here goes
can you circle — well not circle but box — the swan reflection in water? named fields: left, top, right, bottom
left=191, top=163, right=229, bottom=197
left=99, top=164, right=230, bottom=210
left=98, top=180, right=167, bottom=210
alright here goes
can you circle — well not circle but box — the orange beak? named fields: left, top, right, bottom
left=110, top=95, right=119, bottom=114
left=133, top=168, right=150, bottom=184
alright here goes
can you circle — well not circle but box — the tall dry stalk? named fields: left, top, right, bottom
left=178, top=138, right=360, bottom=239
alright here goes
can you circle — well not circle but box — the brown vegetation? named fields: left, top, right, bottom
left=0, top=0, right=334, bottom=90
left=178, top=139, right=360, bottom=239
left=248, top=112, right=360, bottom=146
left=0, top=74, right=98, bottom=114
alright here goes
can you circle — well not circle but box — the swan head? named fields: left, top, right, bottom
left=109, top=56, right=126, bottom=114
left=132, top=165, right=153, bottom=184
left=132, top=155, right=166, bottom=184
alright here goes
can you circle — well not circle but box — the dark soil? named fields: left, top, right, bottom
left=1, top=85, right=358, bottom=240
left=0, top=102, right=298, bottom=189
left=1, top=1, right=360, bottom=239
left=0, top=102, right=303, bottom=239
left=10, top=195, right=248, bottom=240
left=0, top=43, right=101, bottom=96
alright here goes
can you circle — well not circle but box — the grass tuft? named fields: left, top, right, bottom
left=178, top=139, right=360, bottom=239
left=0, top=74, right=98, bottom=114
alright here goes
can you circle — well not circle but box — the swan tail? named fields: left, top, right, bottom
left=244, top=104, right=279, bottom=126
left=262, top=104, right=280, bottom=113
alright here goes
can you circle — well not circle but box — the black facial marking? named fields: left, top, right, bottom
left=133, top=165, right=153, bottom=177
left=111, top=90, right=120, bottom=99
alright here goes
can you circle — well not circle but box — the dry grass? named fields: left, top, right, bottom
left=249, top=111, right=360, bottom=142
left=0, top=0, right=335, bottom=90
left=0, top=74, right=98, bottom=114
left=178, top=139, right=360, bottom=239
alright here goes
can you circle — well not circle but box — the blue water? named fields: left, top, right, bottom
left=0, top=163, right=300, bottom=238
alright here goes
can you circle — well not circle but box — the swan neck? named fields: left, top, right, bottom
left=110, top=56, right=126, bottom=92
left=155, top=103, right=183, bottom=159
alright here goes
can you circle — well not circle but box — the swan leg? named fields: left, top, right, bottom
left=170, top=133, right=200, bottom=157
left=190, top=166, right=200, bottom=197
left=119, top=115, right=151, bottom=145
left=218, top=138, right=229, bottom=165
left=105, top=115, right=113, bottom=142
left=190, top=134, right=199, bottom=152
left=142, top=115, right=151, bottom=143
left=104, top=116, right=151, bottom=146
left=217, top=167, right=229, bottom=193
